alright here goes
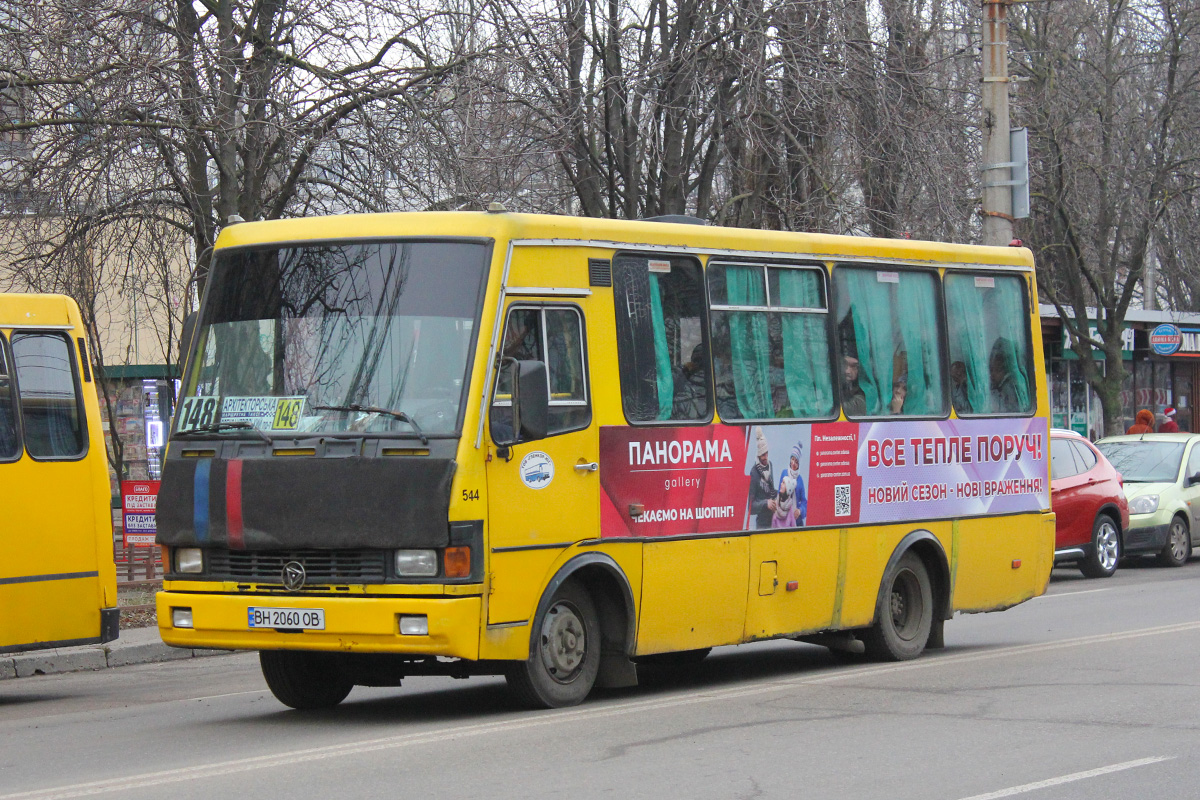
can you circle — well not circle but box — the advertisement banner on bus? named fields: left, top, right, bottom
left=121, top=480, right=161, bottom=546
left=599, top=418, right=1049, bottom=538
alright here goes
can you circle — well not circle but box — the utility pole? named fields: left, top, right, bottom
left=981, top=0, right=1013, bottom=246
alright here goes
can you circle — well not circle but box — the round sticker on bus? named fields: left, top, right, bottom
left=520, top=451, right=555, bottom=490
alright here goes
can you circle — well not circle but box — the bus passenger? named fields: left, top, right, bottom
left=841, top=355, right=866, bottom=416
left=747, top=427, right=776, bottom=529
left=889, top=373, right=907, bottom=415
left=950, top=361, right=971, bottom=414
left=989, top=337, right=1021, bottom=412
left=672, top=344, right=708, bottom=419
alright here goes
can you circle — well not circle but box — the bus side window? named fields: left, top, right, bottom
left=492, top=306, right=590, bottom=441
left=944, top=273, right=1035, bottom=415
left=612, top=254, right=711, bottom=423
left=0, top=338, right=19, bottom=460
left=834, top=267, right=947, bottom=418
left=10, top=332, right=86, bottom=459
left=708, top=262, right=834, bottom=421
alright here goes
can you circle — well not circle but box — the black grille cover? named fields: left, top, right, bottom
left=156, top=456, right=456, bottom=549
left=207, top=548, right=388, bottom=583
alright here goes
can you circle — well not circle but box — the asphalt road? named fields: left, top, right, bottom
left=3, top=556, right=1200, bottom=800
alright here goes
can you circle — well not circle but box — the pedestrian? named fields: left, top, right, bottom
left=1126, top=408, right=1155, bottom=434
left=1159, top=406, right=1181, bottom=433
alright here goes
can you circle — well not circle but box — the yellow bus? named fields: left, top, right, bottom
left=1, top=293, right=119, bottom=653
left=156, top=212, right=1054, bottom=709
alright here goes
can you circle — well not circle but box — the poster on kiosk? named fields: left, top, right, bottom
left=121, top=480, right=161, bottom=547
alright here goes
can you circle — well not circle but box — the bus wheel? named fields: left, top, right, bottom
left=1157, top=515, right=1191, bottom=567
left=507, top=582, right=600, bottom=709
left=260, top=651, right=353, bottom=710
left=862, top=552, right=933, bottom=662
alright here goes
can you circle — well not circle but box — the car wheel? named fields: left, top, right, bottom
left=1156, top=515, right=1192, bottom=567
left=862, top=552, right=933, bottom=661
left=259, top=650, right=353, bottom=710
left=507, top=581, right=601, bottom=708
left=1079, top=515, right=1121, bottom=578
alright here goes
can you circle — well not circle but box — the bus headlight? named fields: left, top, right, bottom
left=395, top=549, right=438, bottom=577
left=1128, top=494, right=1160, bottom=515
left=176, top=548, right=204, bottom=573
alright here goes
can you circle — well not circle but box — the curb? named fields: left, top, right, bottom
left=1, top=637, right=234, bottom=680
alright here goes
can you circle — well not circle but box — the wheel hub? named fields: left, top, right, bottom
left=1097, top=522, right=1119, bottom=571
left=1171, top=522, right=1189, bottom=560
left=539, top=601, right=586, bottom=682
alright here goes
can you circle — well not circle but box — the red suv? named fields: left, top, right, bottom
left=1051, top=429, right=1130, bottom=577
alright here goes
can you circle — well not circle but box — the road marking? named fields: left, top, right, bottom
left=956, top=756, right=1174, bottom=799
left=1037, top=586, right=1117, bottom=599
left=185, top=690, right=265, bottom=701
left=3, top=621, right=1199, bottom=800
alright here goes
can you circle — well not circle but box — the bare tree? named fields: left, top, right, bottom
left=1012, top=0, right=1200, bottom=433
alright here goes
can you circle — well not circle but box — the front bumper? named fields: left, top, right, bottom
left=1123, top=515, right=1171, bottom=554
left=157, top=591, right=482, bottom=659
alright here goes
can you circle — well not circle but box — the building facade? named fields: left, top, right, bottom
left=1041, top=306, right=1200, bottom=438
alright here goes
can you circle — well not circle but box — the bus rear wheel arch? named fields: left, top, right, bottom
left=259, top=650, right=354, bottom=710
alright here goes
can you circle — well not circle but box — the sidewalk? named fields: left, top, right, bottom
left=1, top=626, right=233, bottom=680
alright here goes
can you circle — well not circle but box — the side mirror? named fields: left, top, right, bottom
left=1189, top=471, right=1200, bottom=487
left=490, top=359, right=549, bottom=446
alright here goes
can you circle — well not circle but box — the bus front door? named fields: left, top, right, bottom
left=485, top=302, right=598, bottom=626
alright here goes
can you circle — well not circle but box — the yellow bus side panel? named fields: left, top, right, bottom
left=0, top=579, right=102, bottom=649
left=637, top=537, right=748, bottom=655
left=486, top=549, right=566, bottom=626
left=949, top=513, right=1053, bottom=612
left=157, top=592, right=482, bottom=659
left=479, top=541, right=645, bottom=661
left=2, top=293, right=115, bottom=650
left=744, top=529, right=841, bottom=639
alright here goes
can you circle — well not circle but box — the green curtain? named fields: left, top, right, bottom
left=725, top=266, right=773, bottom=418
left=843, top=269, right=892, bottom=415
left=778, top=270, right=833, bottom=416
left=648, top=274, right=674, bottom=420
left=896, top=273, right=944, bottom=415
left=945, top=275, right=992, bottom=414
left=992, top=276, right=1032, bottom=410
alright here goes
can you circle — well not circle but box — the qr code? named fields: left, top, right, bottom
left=834, top=484, right=852, bottom=517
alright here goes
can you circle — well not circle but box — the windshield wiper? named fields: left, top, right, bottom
left=313, top=404, right=428, bottom=445
left=174, top=421, right=273, bottom=445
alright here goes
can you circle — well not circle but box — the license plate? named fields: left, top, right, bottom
left=248, top=607, right=325, bottom=630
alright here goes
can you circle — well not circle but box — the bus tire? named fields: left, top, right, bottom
left=862, top=552, right=933, bottom=662
left=259, top=650, right=353, bottom=710
left=507, top=581, right=600, bottom=709
left=1157, top=515, right=1191, bottom=567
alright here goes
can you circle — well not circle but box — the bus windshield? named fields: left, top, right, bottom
left=180, top=240, right=489, bottom=438
left=1095, top=440, right=1185, bottom=483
